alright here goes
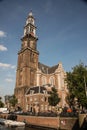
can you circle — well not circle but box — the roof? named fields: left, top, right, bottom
left=38, top=62, right=58, bottom=74
left=26, top=86, right=47, bottom=95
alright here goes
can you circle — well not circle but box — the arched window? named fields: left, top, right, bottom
left=42, top=76, right=47, bottom=86
left=49, top=77, right=54, bottom=86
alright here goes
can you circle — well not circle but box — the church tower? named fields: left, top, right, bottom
left=15, top=12, right=39, bottom=109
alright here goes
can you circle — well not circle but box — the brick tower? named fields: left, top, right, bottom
left=15, top=12, right=39, bottom=109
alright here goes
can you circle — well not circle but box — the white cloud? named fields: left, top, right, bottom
left=11, top=65, right=15, bottom=69
left=0, top=45, right=7, bottom=51
left=7, top=73, right=14, bottom=78
left=0, top=30, right=6, bottom=37
left=0, top=62, right=15, bottom=69
left=5, top=78, right=13, bottom=82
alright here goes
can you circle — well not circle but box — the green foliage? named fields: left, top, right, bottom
left=9, top=95, right=18, bottom=107
left=66, top=63, right=87, bottom=108
left=0, top=101, right=4, bottom=107
left=48, top=87, right=60, bottom=106
left=0, top=97, right=4, bottom=107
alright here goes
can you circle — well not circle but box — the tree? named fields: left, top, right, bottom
left=48, top=87, right=60, bottom=107
left=9, top=95, right=18, bottom=107
left=0, top=97, right=4, bottom=107
left=66, top=63, right=87, bottom=109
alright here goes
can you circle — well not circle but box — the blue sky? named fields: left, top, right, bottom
left=0, top=0, right=87, bottom=100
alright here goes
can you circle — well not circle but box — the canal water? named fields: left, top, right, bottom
left=0, top=125, right=37, bottom=130
left=0, top=125, right=55, bottom=130
left=0, top=125, right=38, bottom=130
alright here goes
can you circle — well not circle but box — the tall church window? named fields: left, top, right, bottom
left=30, top=70, right=34, bottom=86
left=42, top=76, right=47, bottom=86
left=49, top=77, right=54, bottom=86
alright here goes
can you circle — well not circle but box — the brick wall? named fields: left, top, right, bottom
left=17, top=115, right=60, bottom=129
left=0, top=114, right=79, bottom=130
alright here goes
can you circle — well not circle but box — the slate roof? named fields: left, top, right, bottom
left=26, top=86, right=47, bottom=95
left=38, top=62, right=58, bottom=74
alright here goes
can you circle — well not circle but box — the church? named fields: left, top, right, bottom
left=14, top=12, right=68, bottom=112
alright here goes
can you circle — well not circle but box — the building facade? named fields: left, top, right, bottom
left=14, top=12, right=68, bottom=111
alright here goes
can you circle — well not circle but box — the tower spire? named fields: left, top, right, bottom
left=23, top=11, right=36, bottom=37
left=21, top=11, right=38, bottom=50
left=15, top=12, right=39, bottom=110
left=28, top=10, right=33, bottom=16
